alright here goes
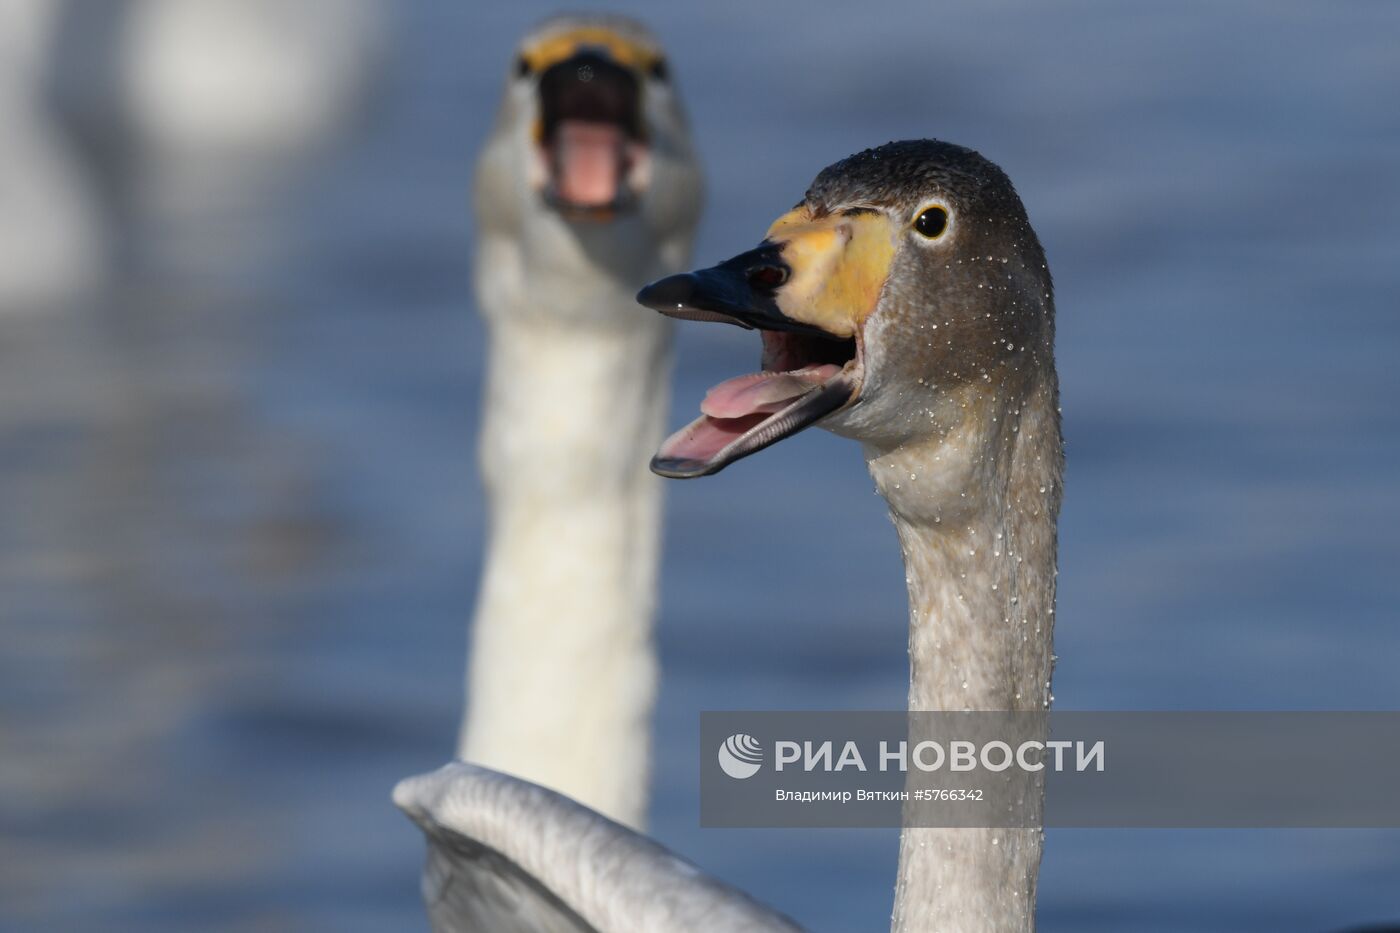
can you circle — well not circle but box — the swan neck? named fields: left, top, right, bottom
left=873, top=374, right=1062, bottom=932
left=460, top=315, right=671, bottom=829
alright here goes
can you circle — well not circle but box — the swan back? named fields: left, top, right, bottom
left=395, top=763, right=803, bottom=933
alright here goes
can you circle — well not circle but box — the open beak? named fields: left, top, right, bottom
left=535, top=50, right=648, bottom=219
left=638, top=208, right=896, bottom=477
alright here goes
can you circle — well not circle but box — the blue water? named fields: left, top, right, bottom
left=3, top=2, right=1399, bottom=930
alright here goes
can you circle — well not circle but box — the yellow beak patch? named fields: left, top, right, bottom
left=520, top=27, right=662, bottom=75
left=764, top=208, right=898, bottom=338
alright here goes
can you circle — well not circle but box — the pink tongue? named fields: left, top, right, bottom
left=553, top=120, right=624, bottom=206
left=700, top=366, right=840, bottom=419
left=657, top=366, right=841, bottom=464
left=657, top=412, right=770, bottom=464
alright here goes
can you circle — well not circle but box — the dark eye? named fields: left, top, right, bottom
left=914, top=206, right=948, bottom=239
left=746, top=262, right=787, bottom=290
left=515, top=55, right=531, bottom=78
left=648, top=58, right=669, bottom=81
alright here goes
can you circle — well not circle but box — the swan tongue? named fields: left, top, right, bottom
left=552, top=120, right=625, bottom=207
left=654, top=411, right=769, bottom=466
left=653, top=368, right=854, bottom=478
left=700, top=366, right=839, bottom=419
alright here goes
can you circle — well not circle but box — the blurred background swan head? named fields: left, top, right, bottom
left=475, top=14, right=702, bottom=285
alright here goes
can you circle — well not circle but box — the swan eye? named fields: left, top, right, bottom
left=515, top=55, right=532, bottom=78
left=746, top=262, right=787, bottom=290
left=914, top=206, right=948, bottom=239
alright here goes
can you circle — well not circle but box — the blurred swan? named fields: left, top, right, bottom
left=52, top=0, right=385, bottom=167
left=122, top=0, right=384, bottom=166
left=0, top=0, right=103, bottom=313
left=458, top=15, right=702, bottom=828
left=45, top=0, right=386, bottom=254
left=400, top=140, right=1061, bottom=932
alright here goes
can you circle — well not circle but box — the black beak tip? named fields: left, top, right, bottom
left=635, top=273, right=695, bottom=312
left=649, top=454, right=722, bottom=479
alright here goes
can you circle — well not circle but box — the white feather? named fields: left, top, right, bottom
left=459, top=17, right=703, bottom=829
left=395, top=763, right=801, bottom=933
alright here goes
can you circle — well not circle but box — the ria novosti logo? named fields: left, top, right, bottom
left=715, top=734, right=1106, bottom=779
left=717, top=733, right=764, bottom=779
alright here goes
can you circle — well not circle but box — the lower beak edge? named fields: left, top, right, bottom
left=651, top=371, right=856, bottom=478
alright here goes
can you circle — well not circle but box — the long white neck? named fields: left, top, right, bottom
left=459, top=306, right=671, bottom=829
left=459, top=80, right=698, bottom=826
left=867, top=374, right=1061, bottom=933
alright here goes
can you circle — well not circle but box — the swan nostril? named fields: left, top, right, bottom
left=746, top=264, right=787, bottom=291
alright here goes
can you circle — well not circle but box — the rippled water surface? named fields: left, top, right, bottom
left=3, top=3, right=1399, bottom=931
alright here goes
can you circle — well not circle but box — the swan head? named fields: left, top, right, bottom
left=638, top=139, right=1053, bottom=477
left=480, top=15, right=701, bottom=233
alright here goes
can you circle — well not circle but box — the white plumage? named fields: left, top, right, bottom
left=458, top=15, right=702, bottom=829
left=395, top=764, right=799, bottom=933
left=0, top=0, right=103, bottom=313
